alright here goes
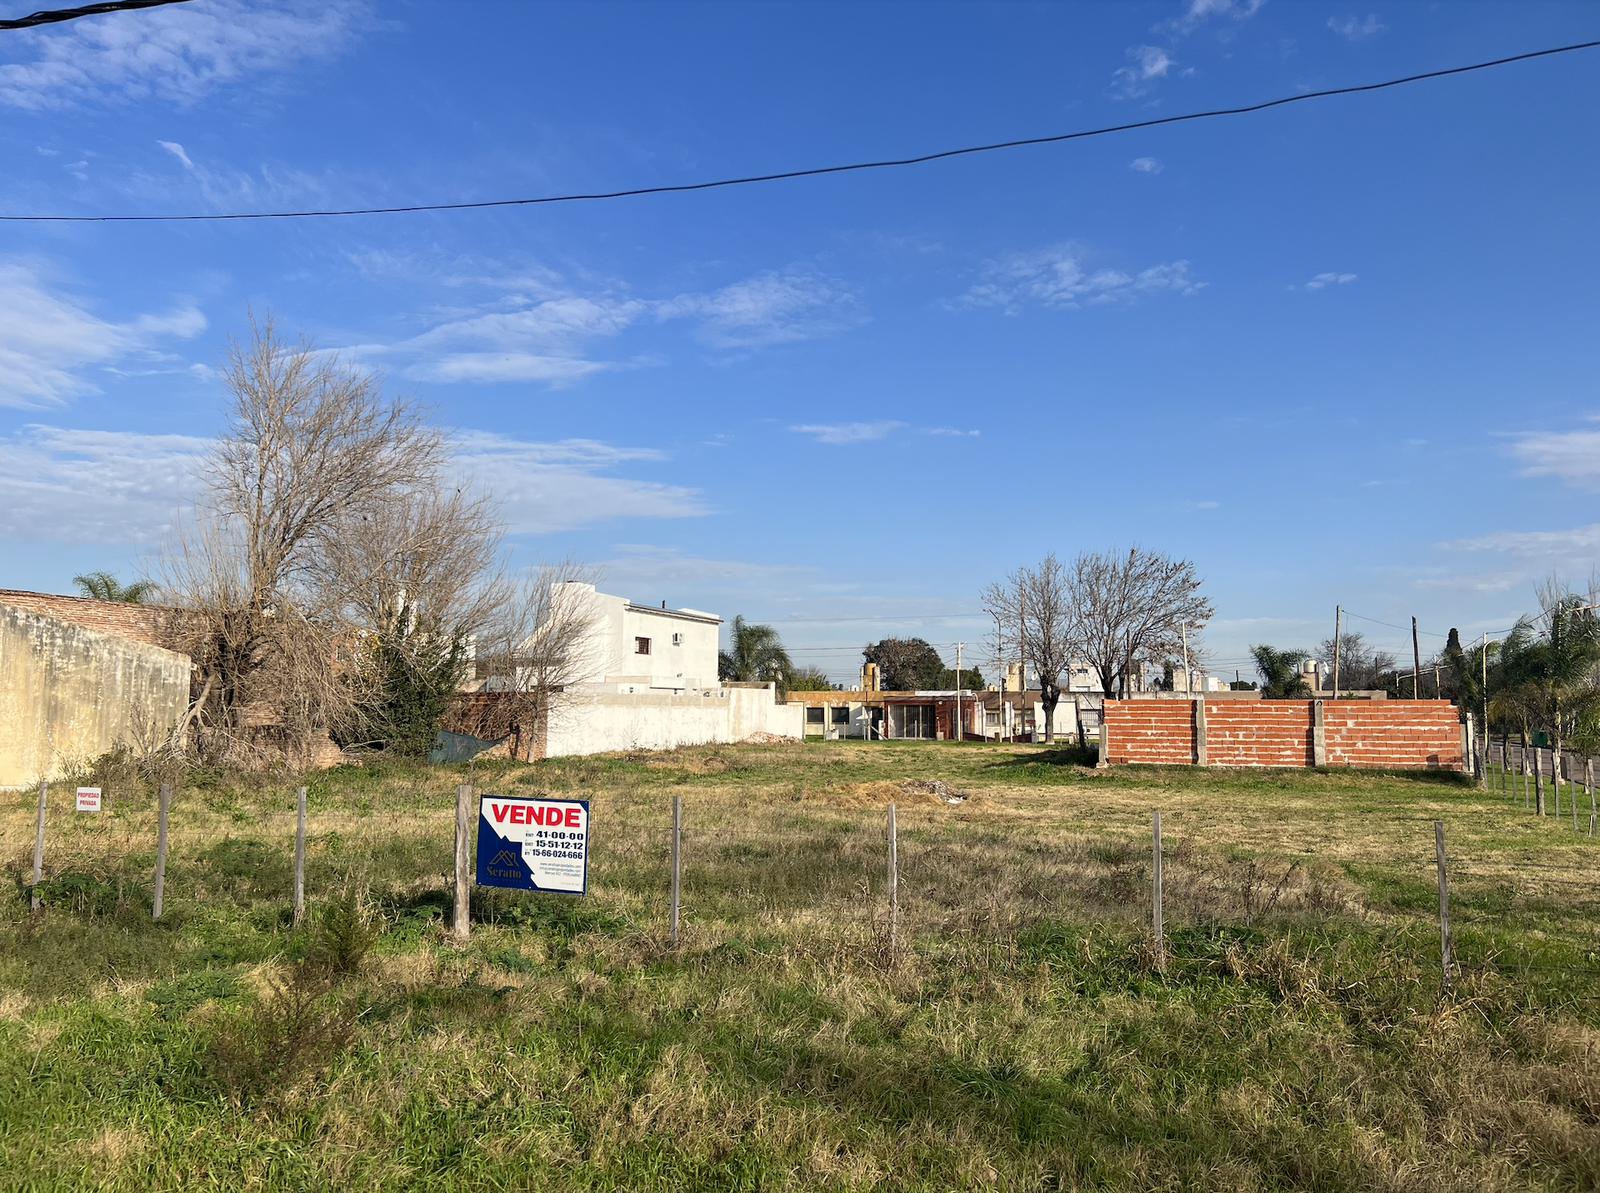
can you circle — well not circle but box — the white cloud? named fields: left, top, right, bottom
left=0, top=0, right=370, bottom=111
left=658, top=270, right=865, bottom=350
left=446, top=433, right=709, bottom=534
left=0, top=261, right=207, bottom=408
left=957, top=245, right=1205, bottom=313
left=343, top=266, right=861, bottom=385
left=1444, top=524, right=1600, bottom=557
left=1164, top=0, right=1267, bottom=35
left=1186, top=499, right=1222, bottom=511
left=595, top=545, right=812, bottom=599
left=0, top=425, right=707, bottom=543
left=0, top=425, right=210, bottom=543
left=1502, top=421, right=1600, bottom=488
left=1328, top=13, right=1386, bottom=40
left=1111, top=46, right=1176, bottom=99
left=156, top=139, right=194, bottom=170
left=1302, top=272, right=1358, bottom=290
left=925, top=427, right=981, bottom=438
left=789, top=421, right=907, bottom=446
left=1130, top=157, right=1164, bottom=174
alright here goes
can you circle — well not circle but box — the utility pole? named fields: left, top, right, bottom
left=1412, top=616, right=1423, bottom=699
left=1180, top=621, right=1190, bottom=694
left=1481, top=631, right=1490, bottom=750
left=1332, top=605, right=1342, bottom=702
left=955, top=641, right=964, bottom=742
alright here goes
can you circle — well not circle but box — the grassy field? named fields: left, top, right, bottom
left=3, top=741, right=1598, bottom=1191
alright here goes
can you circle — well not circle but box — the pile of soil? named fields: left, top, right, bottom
left=828, top=778, right=980, bottom=810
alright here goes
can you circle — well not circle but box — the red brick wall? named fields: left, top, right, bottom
left=0, top=589, right=172, bottom=649
left=1103, top=699, right=1466, bottom=771
left=1103, top=700, right=1194, bottom=764
left=1325, top=700, right=1463, bottom=770
left=1206, top=701, right=1315, bottom=767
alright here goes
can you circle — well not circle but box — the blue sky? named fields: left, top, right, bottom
left=1, top=0, right=1597, bottom=683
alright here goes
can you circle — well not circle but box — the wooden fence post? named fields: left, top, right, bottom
left=669, top=794, right=682, bottom=948
left=887, top=802, right=898, bottom=958
left=1587, top=759, right=1596, bottom=837
left=293, top=786, right=308, bottom=926
left=30, top=780, right=47, bottom=913
left=453, top=783, right=473, bottom=942
left=152, top=782, right=172, bottom=921
left=1152, top=811, right=1166, bottom=972
left=1534, top=750, right=1546, bottom=816
left=1434, top=820, right=1454, bottom=994
left=1570, top=754, right=1580, bottom=833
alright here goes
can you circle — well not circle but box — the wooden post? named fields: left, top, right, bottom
left=1411, top=617, right=1422, bottom=699
left=1553, top=750, right=1562, bottom=823
left=886, top=803, right=899, bottom=957
left=152, top=782, right=172, bottom=921
left=1534, top=749, right=1546, bottom=816
left=669, top=794, right=682, bottom=948
left=1587, top=759, right=1595, bottom=836
left=1500, top=739, right=1508, bottom=795
left=293, top=786, right=308, bottom=926
left=1523, top=747, right=1531, bottom=810
left=1152, top=811, right=1166, bottom=972
left=30, top=780, right=47, bottom=913
left=453, top=783, right=473, bottom=942
left=1571, top=754, right=1580, bottom=833
left=1434, top=820, right=1454, bottom=994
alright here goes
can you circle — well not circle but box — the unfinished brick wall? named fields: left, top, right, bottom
left=1206, top=701, right=1315, bottom=767
left=1103, top=700, right=1195, bottom=764
left=1103, top=698, right=1465, bottom=771
left=1324, top=701, right=1464, bottom=770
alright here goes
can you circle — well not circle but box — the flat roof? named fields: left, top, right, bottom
left=624, top=603, right=722, bottom=626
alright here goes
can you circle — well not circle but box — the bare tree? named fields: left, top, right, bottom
left=1066, top=548, right=1215, bottom=700
left=1315, top=630, right=1395, bottom=693
left=165, top=318, right=450, bottom=764
left=472, top=565, right=603, bottom=759
left=982, top=553, right=1076, bottom=742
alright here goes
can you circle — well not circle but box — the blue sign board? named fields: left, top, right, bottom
left=476, top=794, right=590, bottom=895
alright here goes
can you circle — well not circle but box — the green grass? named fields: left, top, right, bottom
left=3, top=741, right=1599, bottom=1190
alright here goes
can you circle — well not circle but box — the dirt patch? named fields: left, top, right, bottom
left=827, top=778, right=984, bottom=811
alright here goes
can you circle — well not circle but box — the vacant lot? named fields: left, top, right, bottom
left=3, top=742, right=1598, bottom=1191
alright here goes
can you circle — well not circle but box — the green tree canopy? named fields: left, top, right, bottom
left=863, top=638, right=949, bottom=691
left=72, top=571, right=158, bottom=604
left=785, top=666, right=836, bottom=692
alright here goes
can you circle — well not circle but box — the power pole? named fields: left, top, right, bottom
left=955, top=641, right=964, bottom=742
left=1332, top=605, right=1342, bottom=702
left=1412, top=616, right=1423, bottom=699
left=1180, top=621, right=1190, bottom=695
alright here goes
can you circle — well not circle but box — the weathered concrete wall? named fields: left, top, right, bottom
left=544, top=685, right=804, bottom=758
left=0, top=604, right=190, bottom=788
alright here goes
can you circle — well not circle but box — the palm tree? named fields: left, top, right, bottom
left=718, top=615, right=793, bottom=690
left=72, top=571, right=158, bottom=604
left=1497, top=591, right=1600, bottom=812
left=1251, top=644, right=1310, bottom=698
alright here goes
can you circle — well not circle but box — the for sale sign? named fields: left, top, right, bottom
left=75, top=787, right=102, bottom=813
left=476, top=795, right=589, bottom=895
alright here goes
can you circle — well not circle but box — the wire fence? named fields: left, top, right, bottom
left=14, top=776, right=1600, bottom=1012
left=1489, top=742, right=1598, bottom=834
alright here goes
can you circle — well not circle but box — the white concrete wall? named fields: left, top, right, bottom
left=544, top=684, right=803, bottom=757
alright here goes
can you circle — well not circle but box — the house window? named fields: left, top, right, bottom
left=986, top=711, right=1001, bottom=727
left=635, top=637, right=652, bottom=655
left=831, top=706, right=850, bottom=725
left=806, top=707, right=825, bottom=725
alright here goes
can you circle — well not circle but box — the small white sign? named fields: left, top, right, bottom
left=76, top=786, right=102, bottom=813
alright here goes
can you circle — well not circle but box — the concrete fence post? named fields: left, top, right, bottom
left=1311, top=700, right=1328, bottom=768
left=293, top=786, right=308, bottom=927
left=152, top=782, right=172, bottom=921
left=1193, top=698, right=1207, bottom=767
left=1151, top=811, right=1166, bottom=972
left=30, top=780, right=48, bottom=913
left=453, top=783, right=473, bottom=942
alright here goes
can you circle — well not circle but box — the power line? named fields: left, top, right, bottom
left=4, top=38, right=1597, bottom=222
left=0, top=0, right=191, bottom=31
